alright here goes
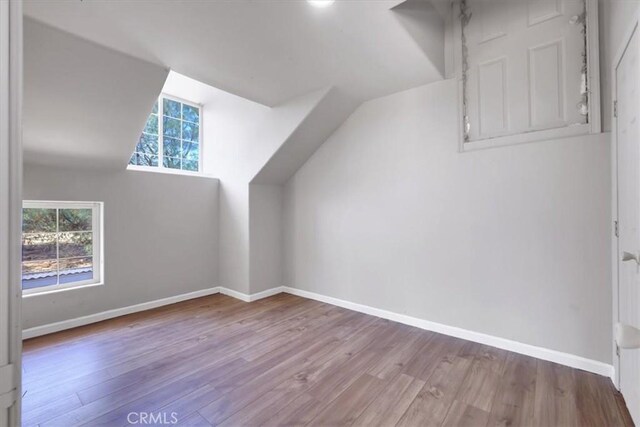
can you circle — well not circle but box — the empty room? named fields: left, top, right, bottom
left=1, top=0, right=640, bottom=425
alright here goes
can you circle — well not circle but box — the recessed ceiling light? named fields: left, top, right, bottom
left=307, top=0, right=335, bottom=8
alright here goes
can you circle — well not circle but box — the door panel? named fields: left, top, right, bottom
left=465, top=0, right=586, bottom=141
left=617, top=24, right=640, bottom=426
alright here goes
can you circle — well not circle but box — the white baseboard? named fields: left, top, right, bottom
left=248, top=286, right=286, bottom=301
left=22, top=284, right=615, bottom=380
left=22, top=287, right=222, bottom=339
left=218, top=286, right=283, bottom=302
left=281, top=287, right=615, bottom=379
left=22, top=285, right=284, bottom=340
left=218, top=287, right=251, bottom=302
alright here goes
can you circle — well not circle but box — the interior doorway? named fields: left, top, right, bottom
left=614, top=19, right=640, bottom=426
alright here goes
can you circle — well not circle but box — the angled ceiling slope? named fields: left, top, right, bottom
left=391, top=0, right=446, bottom=78
left=23, top=18, right=168, bottom=169
left=24, top=0, right=444, bottom=106
left=427, top=0, right=453, bottom=19
left=251, top=87, right=358, bottom=185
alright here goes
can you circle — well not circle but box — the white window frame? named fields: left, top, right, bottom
left=452, top=0, right=601, bottom=152
left=128, top=93, right=204, bottom=175
left=22, top=201, right=104, bottom=297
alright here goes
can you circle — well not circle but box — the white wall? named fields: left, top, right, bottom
left=202, top=86, right=270, bottom=295
left=250, top=184, right=284, bottom=293
left=22, top=164, right=219, bottom=329
left=600, top=0, right=640, bottom=380
left=284, top=78, right=612, bottom=363
left=599, top=0, right=640, bottom=133
left=162, top=73, right=312, bottom=295
left=206, top=88, right=330, bottom=294
left=606, top=1, right=640, bottom=53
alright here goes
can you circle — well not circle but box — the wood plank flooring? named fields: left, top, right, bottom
left=21, top=293, right=633, bottom=426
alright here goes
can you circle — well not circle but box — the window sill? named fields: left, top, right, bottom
left=460, top=124, right=592, bottom=152
left=22, top=281, right=104, bottom=298
left=126, top=165, right=217, bottom=179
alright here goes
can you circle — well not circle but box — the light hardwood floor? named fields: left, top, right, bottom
left=22, top=293, right=633, bottom=426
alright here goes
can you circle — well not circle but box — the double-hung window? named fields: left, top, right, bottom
left=129, top=95, right=202, bottom=172
left=22, top=201, right=103, bottom=295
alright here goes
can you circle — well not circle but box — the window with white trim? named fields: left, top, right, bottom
left=22, top=201, right=103, bottom=295
left=129, top=95, right=202, bottom=172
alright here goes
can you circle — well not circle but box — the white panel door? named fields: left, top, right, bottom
left=616, top=24, right=640, bottom=426
left=464, top=0, right=586, bottom=141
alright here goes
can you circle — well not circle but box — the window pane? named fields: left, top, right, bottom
left=133, top=97, right=202, bottom=173
left=163, top=117, right=181, bottom=138
left=141, top=153, right=159, bottom=167
left=22, top=203, right=100, bottom=291
left=182, top=160, right=198, bottom=172
left=182, top=122, right=199, bottom=143
left=22, top=263, right=58, bottom=290
left=163, top=156, right=181, bottom=169
left=163, top=98, right=181, bottom=119
left=22, top=259, right=58, bottom=290
left=131, top=153, right=158, bottom=167
left=22, top=233, right=57, bottom=261
left=182, top=141, right=199, bottom=162
left=23, top=208, right=57, bottom=233
left=59, top=257, right=93, bottom=284
left=164, top=137, right=181, bottom=157
left=22, top=259, right=57, bottom=275
left=183, top=104, right=199, bottom=123
left=136, top=133, right=159, bottom=155
left=143, top=114, right=158, bottom=135
left=59, top=209, right=92, bottom=232
left=59, top=232, right=92, bottom=258
left=131, top=153, right=142, bottom=166
left=22, top=276, right=57, bottom=290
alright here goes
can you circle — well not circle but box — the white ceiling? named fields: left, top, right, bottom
left=23, top=19, right=169, bottom=168
left=24, top=0, right=445, bottom=107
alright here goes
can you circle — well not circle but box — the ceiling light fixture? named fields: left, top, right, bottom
left=307, top=0, right=335, bottom=8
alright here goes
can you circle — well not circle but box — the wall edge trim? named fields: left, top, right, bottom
left=280, top=286, right=614, bottom=379
left=21, top=284, right=615, bottom=381
left=219, top=286, right=283, bottom=302
left=22, top=285, right=283, bottom=339
left=22, top=286, right=222, bottom=339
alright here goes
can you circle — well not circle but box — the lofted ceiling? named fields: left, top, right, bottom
left=24, top=0, right=445, bottom=107
left=23, top=19, right=169, bottom=169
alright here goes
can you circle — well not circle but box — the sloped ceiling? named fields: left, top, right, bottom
left=252, top=87, right=358, bottom=185
left=24, top=0, right=445, bottom=107
left=427, top=0, right=453, bottom=18
left=391, top=0, right=446, bottom=77
left=23, top=1, right=447, bottom=173
left=23, top=19, right=168, bottom=169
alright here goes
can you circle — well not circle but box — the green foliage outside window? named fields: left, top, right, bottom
left=130, top=97, right=200, bottom=172
left=22, top=207, right=95, bottom=290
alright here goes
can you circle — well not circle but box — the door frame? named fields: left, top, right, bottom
left=0, top=0, right=22, bottom=424
left=612, top=9, right=640, bottom=391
